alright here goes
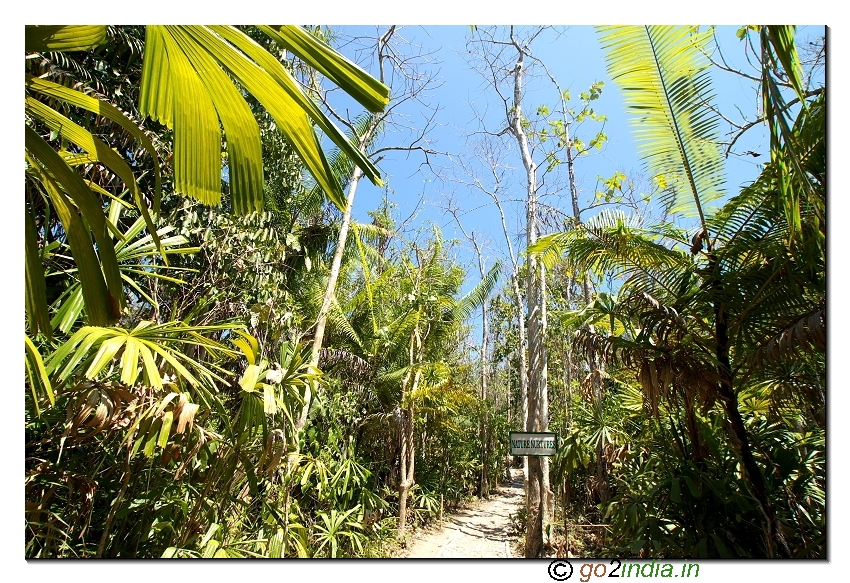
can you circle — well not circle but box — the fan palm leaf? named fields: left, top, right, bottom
left=25, top=28, right=161, bottom=330
left=25, top=74, right=163, bottom=217
left=44, top=321, right=242, bottom=391
left=26, top=335, right=55, bottom=415
left=139, top=25, right=386, bottom=213
left=25, top=134, right=124, bottom=328
left=259, top=26, right=388, bottom=114
left=26, top=25, right=389, bottom=329
left=25, top=25, right=107, bottom=52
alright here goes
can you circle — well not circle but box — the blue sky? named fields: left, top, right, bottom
left=327, top=25, right=824, bottom=293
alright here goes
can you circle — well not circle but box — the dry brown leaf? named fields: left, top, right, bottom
left=175, top=402, right=199, bottom=434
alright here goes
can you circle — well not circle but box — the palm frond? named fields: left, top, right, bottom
left=453, top=260, right=501, bottom=322
left=26, top=335, right=55, bottom=416
left=25, top=206, right=51, bottom=338
left=554, top=210, right=693, bottom=302
left=303, top=113, right=381, bottom=204
left=25, top=25, right=107, bottom=52
left=326, top=297, right=364, bottom=351
left=25, top=73, right=163, bottom=215
left=597, top=26, right=725, bottom=231
left=139, top=26, right=388, bottom=213
left=528, top=230, right=574, bottom=272
left=25, top=135, right=124, bottom=327
left=44, top=321, right=243, bottom=391
left=259, top=26, right=389, bottom=114
left=746, top=307, right=825, bottom=367
left=49, top=207, right=199, bottom=334
left=319, top=348, right=373, bottom=384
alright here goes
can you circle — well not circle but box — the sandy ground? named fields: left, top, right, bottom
left=395, top=469, right=524, bottom=558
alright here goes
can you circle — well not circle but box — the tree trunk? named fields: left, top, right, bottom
left=398, top=323, right=423, bottom=539
left=309, top=167, right=364, bottom=368
left=397, top=403, right=415, bottom=538
left=509, top=40, right=551, bottom=557
left=306, top=92, right=383, bottom=424
left=282, top=163, right=364, bottom=477
left=710, top=253, right=788, bottom=558
left=538, top=269, right=555, bottom=531
left=297, top=166, right=365, bottom=434
left=526, top=455, right=544, bottom=557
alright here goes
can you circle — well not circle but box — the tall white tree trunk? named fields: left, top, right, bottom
left=509, top=40, right=552, bottom=557
left=309, top=166, right=363, bottom=367
left=301, top=166, right=364, bottom=431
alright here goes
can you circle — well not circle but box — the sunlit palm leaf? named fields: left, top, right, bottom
left=25, top=335, right=55, bottom=416
left=597, top=26, right=724, bottom=231
left=24, top=94, right=162, bottom=252
left=25, top=25, right=107, bottom=52
left=141, top=26, right=221, bottom=206
left=260, top=26, right=389, bottom=114
left=528, top=230, right=574, bottom=272
left=756, top=26, right=823, bottom=245
left=25, top=207, right=51, bottom=337
left=213, top=28, right=384, bottom=192
left=26, top=25, right=389, bottom=328
left=139, top=25, right=387, bottom=212
left=533, top=210, right=691, bottom=300
left=169, top=26, right=264, bottom=213
left=26, top=61, right=166, bottom=328
left=45, top=321, right=242, bottom=390
left=761, top=26, right=807, bottom=105
left=24, top=75, right=162, bottom=206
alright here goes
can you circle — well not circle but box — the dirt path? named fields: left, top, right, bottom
left=396, top=469, right=524, bottom=558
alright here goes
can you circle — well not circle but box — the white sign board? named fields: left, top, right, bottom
left=509, top=431, right=558, bottom=456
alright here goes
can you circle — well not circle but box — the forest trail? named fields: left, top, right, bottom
left=396, top=468, right=524, bottom=558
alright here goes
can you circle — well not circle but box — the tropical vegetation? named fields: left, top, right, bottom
left=24, top=24, right=824, bottom=559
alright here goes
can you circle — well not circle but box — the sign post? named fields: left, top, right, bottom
left=509, top=431, right=558, bottom=456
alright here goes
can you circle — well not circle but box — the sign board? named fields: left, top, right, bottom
left=509, top=431, right=558, bottom=456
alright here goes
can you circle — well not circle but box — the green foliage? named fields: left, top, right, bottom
left=25, top=25, right=824, bottom=561
left=24, top=25, right=397, bottom=560
left=527, top=25, right=824, bottom=560
left=25, top=24, right=388, bottom=330
left=528, top=80, right=609, bottom=175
